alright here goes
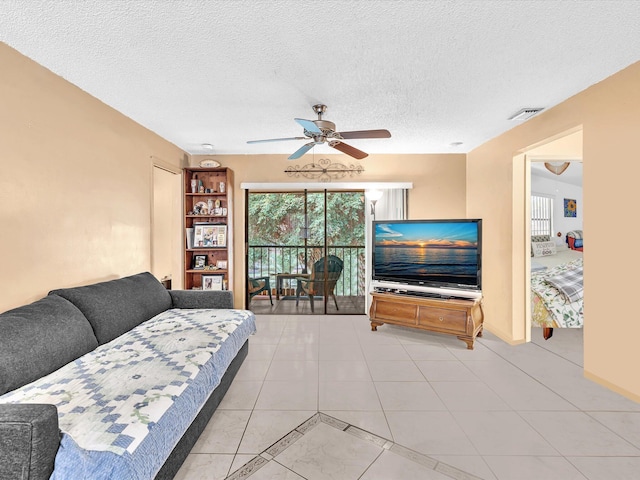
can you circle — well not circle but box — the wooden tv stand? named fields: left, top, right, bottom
left=369, top=291, right=484, bottom=349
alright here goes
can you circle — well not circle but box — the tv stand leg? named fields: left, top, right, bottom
left=457, top=336, right=475, bottom=350
left=371, top=321, right=383, bottom=331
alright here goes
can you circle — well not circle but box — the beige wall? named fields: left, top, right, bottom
left=190, top=153, right=468, bottom=308
left=0, top=43, right=186, bottom=312
left=467, top=61, right=640, bottom=401
left=526, top=130, right=583, bottom=158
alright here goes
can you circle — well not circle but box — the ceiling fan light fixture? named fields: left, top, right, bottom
left=544, top=161, right=570, bottom=175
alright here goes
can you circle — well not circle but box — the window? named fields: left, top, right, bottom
left=531, top=195, right=553, bottom=237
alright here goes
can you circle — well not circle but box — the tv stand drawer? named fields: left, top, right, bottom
left=418, top=307, right=466, bottom=332
left=369, top=292, right=484, bottom=350
left=373, top=301, right=418, bottom=324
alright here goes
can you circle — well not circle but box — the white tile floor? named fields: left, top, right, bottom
left=175, top=315, right=640, bottom=480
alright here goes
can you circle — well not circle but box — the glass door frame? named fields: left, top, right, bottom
left=245, top=188, right=363, bottom=314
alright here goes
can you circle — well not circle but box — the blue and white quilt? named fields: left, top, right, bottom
left=0, top=308, right=256, bottom=479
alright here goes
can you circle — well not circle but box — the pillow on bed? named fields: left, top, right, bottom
left=532, top=241, right=557, bottom=257
left=532, top=235, right=551, bottom=242
left=567, top=237, right=584, bottom=250
left=531, top=235, right=551, bottom=257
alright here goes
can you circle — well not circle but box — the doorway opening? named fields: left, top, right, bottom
left=152, top=164, right=182, bottom=289
left=519, top=129, right=583, bottom=349
left=246, top=189, right=366, bottom=315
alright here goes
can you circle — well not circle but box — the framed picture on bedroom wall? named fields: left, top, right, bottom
left=564, top=198, right=577, bottom=217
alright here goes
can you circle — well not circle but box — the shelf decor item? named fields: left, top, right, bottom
left=193, top=201, right=209, bottom=215
left=202, top=274, right=224, bottom=291
left=193, top=224, right=227, bottom=248
left=192, top=255, right=207, bottom=270
left=216, top=260, right=227, bottom=270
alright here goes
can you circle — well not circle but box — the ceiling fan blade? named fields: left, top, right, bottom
left=337, top=129, right=391, bottom=139
left=294, top=118, right=323, bottom=135
left=329, top=140, right=368, bottom=160
left=247, top=136, right=306, bottom=144
left=288, top=142, right=315, bottom=160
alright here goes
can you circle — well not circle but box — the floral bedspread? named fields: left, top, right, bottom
left=0, top=308, right=256, bottom=479
left=531, top=258, right=583, bottom=328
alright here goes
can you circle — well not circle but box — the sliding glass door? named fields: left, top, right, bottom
left=325, top=191, right=366, bottom=314
left=246, top=189, right=365, bottom=315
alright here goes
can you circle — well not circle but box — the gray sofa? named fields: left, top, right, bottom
left=0, top=272, right=251, bottom=479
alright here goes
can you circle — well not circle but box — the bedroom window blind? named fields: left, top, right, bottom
left=531, top=195, right=553, bottom=237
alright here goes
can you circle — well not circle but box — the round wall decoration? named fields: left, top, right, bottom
left=199, top=159, right=221, bottom=168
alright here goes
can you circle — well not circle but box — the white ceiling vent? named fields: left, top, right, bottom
left=508, top=108, right=545, bottom=121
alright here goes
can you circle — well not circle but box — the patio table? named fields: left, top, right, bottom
left=275, top=273, right=310, bottom=300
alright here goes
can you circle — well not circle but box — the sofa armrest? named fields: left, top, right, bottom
left=0, top=404, right=59, bottom=480
left=169, top=290, right=234, bottom=309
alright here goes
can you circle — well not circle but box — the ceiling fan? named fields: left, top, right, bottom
left=247, top=104, right=391, bottom=160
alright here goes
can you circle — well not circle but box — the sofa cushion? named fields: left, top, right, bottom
left=49, top=272, right=172, bottom=345
left=169, top=290, right=234, bottom=309
left=0, top=295, right=98, bottom=396
left=0, top=404, right=59, bottom=480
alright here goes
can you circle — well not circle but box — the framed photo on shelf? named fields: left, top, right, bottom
left=193, top=224, right=227, bottom=248
left=192, top=254, right=208, bottom=270
left=202, top=274, right=224, bottom=291
left=216, top=260, right=228, bottom=270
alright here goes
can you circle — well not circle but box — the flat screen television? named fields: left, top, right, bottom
left=373, top=219, right=482, bottom=292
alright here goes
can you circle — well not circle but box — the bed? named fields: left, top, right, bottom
left=530, top=237, right=584, bottom=340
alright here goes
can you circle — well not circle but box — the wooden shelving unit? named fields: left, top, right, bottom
left=183, top=167, right=233, bottom=291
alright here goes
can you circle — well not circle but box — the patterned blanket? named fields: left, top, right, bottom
left=545, top=266, right=583, bottom=303
left=531, top=259, right=583, bottom=328
left=0, top=308, right=256, bottom=479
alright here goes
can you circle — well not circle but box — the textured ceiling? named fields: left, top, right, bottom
left=2, top=1, right=640, bottom=157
